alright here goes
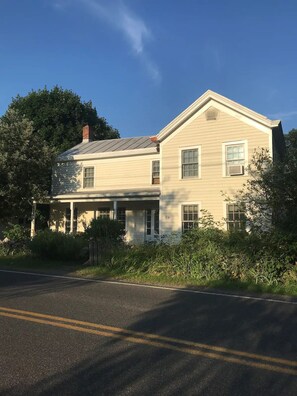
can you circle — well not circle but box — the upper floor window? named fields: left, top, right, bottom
left=225, top=143, right=245, bottom=176
left=182, top=204, right=199, bottom=232
left=226, top=204, right=246, bottom=231
left=152, top=160, right=160, bottom=184
left=181, top=148, right=199, bottom=178
left=83, top=167, right=94, bottom=188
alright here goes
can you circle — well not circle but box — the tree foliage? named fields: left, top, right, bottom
left=0, top=87, right=120, bottom=222
left=235, top=129, right=297, bottom=234
left=0, top=109, right=52, bottom=219
left=8, top=86, right=120, bottom=153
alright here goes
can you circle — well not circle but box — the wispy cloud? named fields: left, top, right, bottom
left=52, top=0, right=161, bottom=82
left=210, top=48, right=224, bottom=73
left=268, top=110, right=297, bottom=120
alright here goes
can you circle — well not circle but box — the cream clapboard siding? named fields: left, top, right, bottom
left=160, top=108, right=270, bottom=234
left=51, top=152, right=160, bottom=239
left=52, top=153, right=160, bottom=195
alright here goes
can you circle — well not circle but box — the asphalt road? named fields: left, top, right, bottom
left=0, top=269, right=296, bottom=395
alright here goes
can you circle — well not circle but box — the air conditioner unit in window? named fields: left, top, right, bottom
left=228, top=165, right=244, bottom=176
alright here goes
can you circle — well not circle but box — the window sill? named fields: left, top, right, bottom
left=179, top=177, right=201, bottom=181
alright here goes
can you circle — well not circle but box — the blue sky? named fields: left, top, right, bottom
left=1, top=0, right=297, bottom=137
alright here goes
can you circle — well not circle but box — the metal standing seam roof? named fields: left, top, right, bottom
left=58, top=136, right=157, bottom=158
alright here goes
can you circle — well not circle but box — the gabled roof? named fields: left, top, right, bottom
left=156, top=90, right=281, bottom=142
left=58, top=136, right=157, bottom=160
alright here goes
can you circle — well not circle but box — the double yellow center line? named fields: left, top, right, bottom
left=0, top=306, right=296, bottom=376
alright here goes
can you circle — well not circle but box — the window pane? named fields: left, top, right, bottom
left=226, top=144, right=245, bottom=175
left=152, top=160, right=160, bottom=184
left=146, top=210, right=152, bottom=235
left=154, top=210, right=159, bottom=235
left=182, top=205, right=199, bottom=232
left=226, top=204, right=246, bottom=231
left=226, top=145, right=244, bottom=162
left=83, top=167, right=94, bottom=188
left=182, top=149, right=198, bottom=178
left=117, top=208, right=126, bottom=227
left=98, top=208, right=110, bottom=219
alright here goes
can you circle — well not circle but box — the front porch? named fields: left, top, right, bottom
left=32, top=189, right=160, bottom=244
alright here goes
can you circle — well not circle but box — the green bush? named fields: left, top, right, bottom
left=84, top=218, right=125, bottom=245
left=0, top=224, right=30, bottom=255
left=97, top=227, right=296, bottom=286
left=30, top=230, right=87, bottom=261
left=3, top=224, right=30, bottom=243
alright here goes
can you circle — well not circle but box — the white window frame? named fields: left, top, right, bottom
left=180, top=202, right=200, bottom=232
left=151, top=160, right=160, bottom=185
left=222, top=140, right=248, bottom=177
left=179, top=146, right=201, bottom=180
left=83, top=166, right=95, bottom=188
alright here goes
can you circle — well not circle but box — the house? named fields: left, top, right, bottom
left=39, top=90, right=285, bottom=242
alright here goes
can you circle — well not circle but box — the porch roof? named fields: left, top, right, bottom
left=50, top=188, right=160, bottom=202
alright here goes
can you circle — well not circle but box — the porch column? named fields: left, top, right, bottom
left=70, top=201, right=74, bottom=234
left=113, top=201, right=118, bottom=220
left=30, top=201, right=37, bottom=238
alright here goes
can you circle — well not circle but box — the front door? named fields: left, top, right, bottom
left=145, top=209, right=159, bottom=241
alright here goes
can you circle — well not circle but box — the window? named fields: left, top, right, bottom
left=182, top=149, right=198, bottom=178
left=97, top=208, right=110, bottom=219
left=146, top=210, right=152, bottom=235
left=146, top=209, right=159, bottom=236
left=117, top=208, right=126, bottom=227
left=83, top=167, right=94, bottom=188
left=154, top=210, right=159, bottom=235
left=152, top=160, right=160, bottom=184
left=226, top=204, right=246, bottom=231
left=182, top=205, right=199, bottom=232
left=225, top=143, right=245, bottom=176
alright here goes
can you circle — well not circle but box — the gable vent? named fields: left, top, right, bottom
left=205, top=108, right=219, bottom=121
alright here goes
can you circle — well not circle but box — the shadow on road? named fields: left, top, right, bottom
left=2, top=285, right=297, bottom=395
left=0, top=270, right=96, bottom=299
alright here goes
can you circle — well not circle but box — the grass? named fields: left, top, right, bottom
left=1, top=253, right=297, bottom=297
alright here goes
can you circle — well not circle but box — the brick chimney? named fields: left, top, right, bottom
left=82, top=125, right=93, bottom=143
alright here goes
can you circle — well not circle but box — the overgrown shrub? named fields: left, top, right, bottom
left=30, top=230, right=87, bottom=261
left=97, top=227, right=296, bottom=286
left=85, top=218, right=125, bottom=246
left=3, top=224, right=29, bottom=242
left=0, top=224, right=30, bottom=255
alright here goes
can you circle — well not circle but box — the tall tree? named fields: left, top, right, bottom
left=8, top=86, right=120, bottom=153
left=0, top=110, right=52, bottom=220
